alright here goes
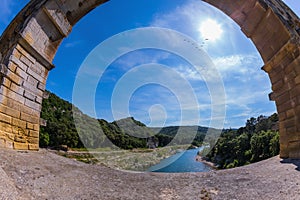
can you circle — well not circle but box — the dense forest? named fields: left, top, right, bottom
left=40, top=92, right=151, bottom=149
left=203, top=113, right=279, bottom=169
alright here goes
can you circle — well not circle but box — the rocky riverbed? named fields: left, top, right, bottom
left=1, top=148, right=300, bottom=199
left=53, top=145, right=189, bottom=171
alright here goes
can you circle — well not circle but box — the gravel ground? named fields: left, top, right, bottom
left=0, top=148, right=300, bottom=199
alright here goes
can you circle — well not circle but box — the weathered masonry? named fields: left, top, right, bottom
left=0, top=0, right=299, bottom=158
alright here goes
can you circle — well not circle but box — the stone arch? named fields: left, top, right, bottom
left=0, top=0, right=299, bottom=158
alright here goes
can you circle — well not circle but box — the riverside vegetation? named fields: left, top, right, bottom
left=202, top=114, right=280, bottom=169
left=40, top=91, right=280, bottom=170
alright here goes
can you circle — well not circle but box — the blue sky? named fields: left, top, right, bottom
left=0, top=0, right=299, bottom=128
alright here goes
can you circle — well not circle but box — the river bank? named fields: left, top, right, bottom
left=196, top=155, right=218, bottom=170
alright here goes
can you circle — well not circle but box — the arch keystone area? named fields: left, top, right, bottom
left=0, top=0, right=299, bottom=158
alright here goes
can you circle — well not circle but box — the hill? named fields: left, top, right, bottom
left=150, top=126, right=220, bottom=147
left=40, top=91, right=208, bottom=149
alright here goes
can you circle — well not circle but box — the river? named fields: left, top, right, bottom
left=147, top=147, right=212, bottom=173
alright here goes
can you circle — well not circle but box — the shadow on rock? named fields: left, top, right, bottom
left=280, top=158, right=300, bottom=171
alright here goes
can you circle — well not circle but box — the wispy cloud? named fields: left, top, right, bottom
left=64, top=40, right=83, bottom=48
left=114, top=50, right=171, bottom=71
left=212, top=53, right=265, bottom=79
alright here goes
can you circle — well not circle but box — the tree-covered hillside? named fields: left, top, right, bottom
left=40, top=92, right=208, bottom=149
left=204, top=114, right=279, bottom=169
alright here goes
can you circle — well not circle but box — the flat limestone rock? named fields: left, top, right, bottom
left=0, top=167, right=18, bottom=200
left=0, top=148, right=300, bottom=199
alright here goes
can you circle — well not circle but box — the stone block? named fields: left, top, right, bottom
left=6, top=70, right=24, bottom=86
left=295, top=75, right=300, bottom=85
left=26, top=75, right=38, bottom=87
left=12, top=118, right=27, bottom=129
left=24, top=90, right=36, bottom=101
left=28, top=137, right=39, bottom=144
left=0, top=112, right=12, bottom=124
left=15, top=137, right=27, bottom=143
left=10, top=82, right=25, bottom=96
left=0, top=94, right=21, bottom=111
left=22, top=81, right=44, bottom=97
left=26, top=122, right=34, bottom=130
left=43, top=2, right=72, bottom=37
left=13, top=142, right=28, bottom=150
left=35, top=96, right=43, bottom=104
left=27, top=68, right=46, bottom=84
left=288, top=140, right=300, bottom=158
left=21, top=105, right=40, bottom=117
left=275, top=92, right=290, bottom=106
left=277, top=111, right=286, bottom=122
left=282, top=118, right=295, bottom=129
left=2, top=78, right=12, bottom=88
left=240, top=1, right=266, bottom=36
left=277, top=100, right=293, bottom=113
left=286, top=109, right=295, bottom=119
left=20, top=55, right=33, bottom=68
left=33, top=124, right=40, bottom=131
left=286, top=131, right=299, bottom=142
left=280, top=143, right=289, bottom=158
left=290, top=84, right=300, bottom=98
left=9, top=55, right=29, bottom=72
left=0, top=105, right=21, bottom=119
left=28, top=130, right=39, bottom=138
left=7, top=91, right=26, bottom=105
left=15, top=67, right=28, bottom=80
left=11, top=48, right=22, bottom=59
left=24, top=99, right=42, bottom=112
left=37, top=82, right=46, bottom=91
left=16, top=44, right=36, bottom=64
left=7, top=62, right=17, bottom=73
left=6, top=133, right=14, bottom=141
left=0, top=122, right=12, bottom=133
left=28, top=144, right=39, bottom=151
left=29, top=62, right=46, bottom=76
left=269, top=69, right=284, bottom=85
left=20, top=112, right=39, bottom=124
left=271, top=79, right=284, bottom=92
left=294, top=60, right=300, bottom=75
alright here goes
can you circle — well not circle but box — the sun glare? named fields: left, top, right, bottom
left=199, top=19, right=223, bottom=42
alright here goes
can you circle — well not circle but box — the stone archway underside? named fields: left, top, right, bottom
left=0, top=0, right=299, bottom=158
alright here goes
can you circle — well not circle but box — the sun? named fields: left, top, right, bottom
left=199, top=19, right=223, bottom=42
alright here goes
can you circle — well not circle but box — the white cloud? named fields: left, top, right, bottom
left=212, top=53, right=264, bottom=76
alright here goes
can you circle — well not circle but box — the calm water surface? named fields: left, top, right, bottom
left=147, top=147, right=212, bottom=173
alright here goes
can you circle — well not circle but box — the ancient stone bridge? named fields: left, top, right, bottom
left=0, top=0, right=299, bottom=158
